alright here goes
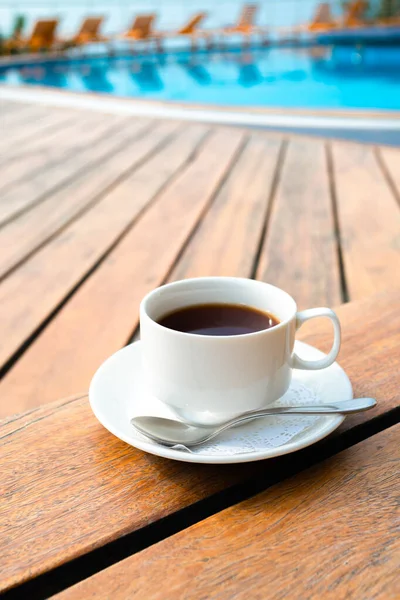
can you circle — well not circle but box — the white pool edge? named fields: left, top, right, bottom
left=1, top=85, right=400, bottom=131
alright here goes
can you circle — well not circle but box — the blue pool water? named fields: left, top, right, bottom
left=1, top=45, right=400, bottom=110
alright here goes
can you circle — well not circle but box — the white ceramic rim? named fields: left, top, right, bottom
left=88, top=340, right=351, bottom=464
left=140, top=277, right=298, bottom=340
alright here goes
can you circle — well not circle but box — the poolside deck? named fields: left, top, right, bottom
left=0, top=98, right=399, bottom=418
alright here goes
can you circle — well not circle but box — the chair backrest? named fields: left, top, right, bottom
left=29, top=19, right=58, bottom=44
left=77, top=17, right=104, bottom=37
left=129, top=14, right=155, bottom=38
left=237, top=4, right=258, bottom=28
left=343, top=0, right=369, bottom=25
left=312, top=2, right=334, bottom=25
left=178, top=12, right=207, bottom=35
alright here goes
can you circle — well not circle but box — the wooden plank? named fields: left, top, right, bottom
left=171, top=133, right=282, bottom=280
left=58, top=424, right=400, bottom=600
left=0, top=394, right=241, bottom=595
left=0, top=118, right=162, bottom=276
left=330, top=141, right=400, bottom=300
left=0, top=289, right=399, bottom=593
left=0, top=123, right=207, bottom=375
left=378, top=145, right=400, bottom=200
left=0, top=113, right=127, bottom=194
left=3, top=109, right=115, bottom=157
left=0, top=107, right=78, bottom=157
left=0, top=127, right=244, bottom=414
left=257, top=137, right=341, bottom=309
left=1, top=103, right=51, bottom=129
left=0, top=116, right=76, bottom=169
left=0, top=116, right=154, bottom=229
left=0, top=101, right=33, bottom=116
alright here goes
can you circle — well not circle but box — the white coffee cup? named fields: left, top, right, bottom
left=140, top=277, right=341, bottom=425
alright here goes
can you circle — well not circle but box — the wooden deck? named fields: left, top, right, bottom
left=0, top=98, right=399, bottom=419
left=2, top=289, right=399, bottom=597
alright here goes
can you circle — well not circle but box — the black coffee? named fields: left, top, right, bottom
left=157, top=303, right=279, bottom=336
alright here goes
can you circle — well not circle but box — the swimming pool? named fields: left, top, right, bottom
left=1, top=45, right=400, bottom=110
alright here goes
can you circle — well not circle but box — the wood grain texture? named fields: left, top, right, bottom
left=0, top=122, right=206, bottom=374
left=0, top=117, right=159, bottom=276
left=3, top=109, right=117, bottom=157
left=58, top=424, right=400, bottom=600
left=0, top=394, right=246, bottom=594
left=1, top=103, right=51, bottom=131
left=0, top=107, right=78, bottom=161
left=257, top=137, right=341, bottom=309
left=0, top=116, right=153, bottom=229
left=330, top=141, right=400, bottom=300
left=170, top=133, right=282, bottom=280
left=378, top=145, right=400, bottom=201
left=0, top=112, right=126, bottom=194
left=0, top=128, right=243, bottom=415
left=0, top=111, right=105, bottom=191
left=1, top=289, right=399, bottom=593
left=0, top=109, right=92, bottom=164
left=298, top=286, right=400, bottom=432
left=0, top=100, right=32, bottom=116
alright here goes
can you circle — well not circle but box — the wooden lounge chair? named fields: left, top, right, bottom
left=279, top=2, right=336, bottom=40
left=25, top=19, right=59, bottom=52
left=67, top=16, right=107, bottom=46
left=341, top=1, right=369, bottom=27
left=120, top=14, right=156, bottom=41
left=224, top=3, right=259, bottom=34
left=154, top=12, right=208, bottom=50
left=313, top=0, right=369, bottom=42
left=308, top=2, right=336, bottom=31
left=6, top=19, right=59, bottom=53
left=218, top=4, right=268, bottom=46
left=176, top=12, right=207, bottom=36
left=285, top=0, right=368, bottom=37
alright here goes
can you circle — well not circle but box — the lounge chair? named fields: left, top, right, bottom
left=6, top=19, right=59, bottom=53
left=224, top=4, right=259, bottom=34
left=280, top=0, right=367, bottom=43
left=308, top=2, right=336, bottom=31
left=286, top=0, right=369, bottom=37
left=176, top=12, right=207, bottom=36
left=120, top=14, right=156, bottom=42
left=217, top=4, right=268, bottom=46
left=279, top=2, right=336, bottom=41
left=24, top=19, right=59, bottom=52
left=67, top=16, right=107, bottom=46
left=341, top=1, right=369, bottom=27
left=154, top=12, right=208, bottom=50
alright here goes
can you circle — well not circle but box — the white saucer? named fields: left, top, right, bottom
left=89, top=341, right=352, bottom=464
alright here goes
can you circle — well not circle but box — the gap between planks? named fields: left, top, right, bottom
left=1, top=287, right=399, bottom=595
left=326, top=141, right=350, bottom=303
left=0, top=127, right=247, bottom=412
left=374, top=146, right=400, bottom=209
left=0, top=117, right=156, bottom=230
left=0, top=124, right=213, bottom=386
left=2, top=414, right=399, bottom=600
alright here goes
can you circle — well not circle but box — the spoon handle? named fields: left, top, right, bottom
left=181, top=397, right=377, bottom=447
left=261, top=397, right=376, bottom=415
left=219, top=397, right=376, bottom=431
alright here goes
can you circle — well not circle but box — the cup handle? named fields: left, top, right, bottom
left=291, top=308, right=341, bottom=370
